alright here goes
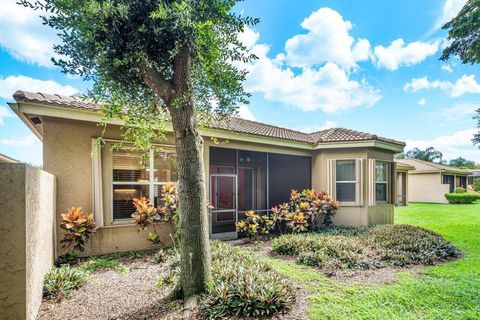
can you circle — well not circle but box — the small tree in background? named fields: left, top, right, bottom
left=441, top=0, right=480, bottom=148
left=404, top=147, right=444, bottom=163
left=21, top=0, right=258, bottom=299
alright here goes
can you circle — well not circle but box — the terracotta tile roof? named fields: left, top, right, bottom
left=396, top=159, right=471, bottom=175
left=12, top=90, right=405, bottom=146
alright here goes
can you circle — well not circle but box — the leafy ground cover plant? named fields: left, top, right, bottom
left=81, top=256, right=129, bottom=274
left=272, top=225, right=460, bottom=274
left=43, top=265, right=89, bottom=301
left=444, top=193, right=480, bottom=204
left=159, top=241, right=295, bottom=319
left=60, top=207, right=97, bottom=253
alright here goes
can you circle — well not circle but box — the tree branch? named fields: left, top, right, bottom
left=140, top=62, right=175, bottom=103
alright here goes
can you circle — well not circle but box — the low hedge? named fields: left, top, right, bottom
left=272, top=225, right=460, bottom=272
left=444, top=193, right=480, bottom=204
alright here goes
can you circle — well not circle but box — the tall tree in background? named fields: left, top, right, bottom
left=405, top=147, right=444, bottom=163
left=448, top=157, right=479, bottom=169
left=441, top=0, right=480, bottom=147
left=21, top=0, right=257, bottom=299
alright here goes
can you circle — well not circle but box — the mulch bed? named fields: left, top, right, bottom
left=37, top=251, right=307, bottom=320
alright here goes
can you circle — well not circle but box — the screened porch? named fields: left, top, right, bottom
left=208, top=146, right=311, bottom=239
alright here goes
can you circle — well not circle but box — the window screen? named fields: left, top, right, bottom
left=375, top=161, right=388, bottom=203
left=336, top=160, right=356, bottom=202
left=268, top=154, right=311, bottom=208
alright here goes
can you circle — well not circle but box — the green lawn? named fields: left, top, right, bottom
left=267, top=202, right=480, bottom=319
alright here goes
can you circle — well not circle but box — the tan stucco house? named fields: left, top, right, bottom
left=9, top=90, right=407, bottom=256
left=395, top=159, right=471, bottom=204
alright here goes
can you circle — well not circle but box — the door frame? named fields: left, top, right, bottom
left=209, top=173, right=238, bottom=239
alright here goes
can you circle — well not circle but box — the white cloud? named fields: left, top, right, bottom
left=280, top=8, right=371, bottom=69
left=240, top=27, right=381, bottom=113
left=0, top=134, right=41, bottom=147
left=297, top=120, right=338, bottom=133
left=373, top=39, right=440, bottom=71
left=237, top=105, right=256, bottom=121
left=435, top=102, right=478, bottom=122
left=434, top=0, right=467, bottom=30
left=450, top=75, right=480, bottom=97
left=441, top=64, right=454, bottom=73
left=0, top=107, right=15, bottom=125
left=238, top=25, right=260, bottom=50
left=403, top=74, right=480, bottom=97
left=0, top=0, right=60, bottom=67
left=403, top=76, right=451, bottom=92
left=418, top=98, right=426, bottom=106
left=406, top=128, right=480, bottom=161
left=0, top=75, right=78, bottom=99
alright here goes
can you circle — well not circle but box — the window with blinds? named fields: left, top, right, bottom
left=112, top=147, right=177, bottom=220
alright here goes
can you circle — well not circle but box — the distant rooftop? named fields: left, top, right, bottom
left=12, top=90, right=405, bottom=146
left=395, top=159, right=471, bottom=175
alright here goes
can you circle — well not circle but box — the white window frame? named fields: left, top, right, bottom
left=335, top=160, right=357, bottom=204
left=328, top=158, right=364, bottom=207
left=375, top=161, right=389, bottom=204
left=110, top=146, right=177, bottom=223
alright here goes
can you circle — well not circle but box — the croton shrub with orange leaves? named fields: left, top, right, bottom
left=60, top=207, right=97, bottom=252
left=131, top=182, right=178, bottom=245
left=272, top=189, right=339, bottom=233
left=235, top=210, right=275, bottom=241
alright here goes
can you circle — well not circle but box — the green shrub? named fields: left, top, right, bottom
left=445, top=193, right=480, bottom=204
left=201, top=241, right=295, bottom=319
left=272, top=225, right=459, bottom=272
left=43, top=265, right=89, bottom=300
left=473, top=179, right=480, bottom=192
left=366, top=225, right=459, bottom=266
left=81, top=256, right=129, bottom=274
left=454, top=187, right=467, bottom=193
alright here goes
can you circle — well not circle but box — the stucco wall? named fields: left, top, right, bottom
left=408, top=172, right=449, bottom=203
left=43, top=117, right=174, bottom=256
left=0, top=164, right=56, bottom=320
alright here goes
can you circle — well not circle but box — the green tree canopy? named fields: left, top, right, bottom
left=441, top=0, right=480, bottom=64
left=441, top=0, right=480, bottom=148
left=21, top=0, right=258, bottom=299
left=448, top=157, right=479, bottom=169
left=405, top=147, right=444, bottom=163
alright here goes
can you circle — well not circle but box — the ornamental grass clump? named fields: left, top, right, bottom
left=60, top=207, right=97, bottom=253
left=43, top=265, right=89, bottom=301
left=201, top=241, right=295, bottom=319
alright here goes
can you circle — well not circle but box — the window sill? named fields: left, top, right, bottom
left=98, top=223, right=137, bottom=230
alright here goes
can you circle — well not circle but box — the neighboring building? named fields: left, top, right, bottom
left=395, top=161, right=414, bottom=206
left=0, top=152, right=18, bottom=163
left=9, top=91, right=406, bottom=255
left=467, top=170, right=480, bottom=190
left=395, top=159, right=471, bottom=204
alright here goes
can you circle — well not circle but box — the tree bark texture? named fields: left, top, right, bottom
left=142, top=45, right=211, bottom=298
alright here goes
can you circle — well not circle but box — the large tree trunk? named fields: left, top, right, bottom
left=141, top=45, right=211, bottom=299
left=170, top=105, right=211, bottom=298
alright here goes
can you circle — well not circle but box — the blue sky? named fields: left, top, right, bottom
left=0, top=0, right=479, bottom=166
